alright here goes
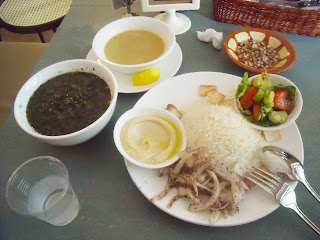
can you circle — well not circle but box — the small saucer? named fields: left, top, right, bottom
left=86, top=42, right=183, bottom=93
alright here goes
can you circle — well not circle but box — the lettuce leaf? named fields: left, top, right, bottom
left=236, top=72, right=251, bottom=114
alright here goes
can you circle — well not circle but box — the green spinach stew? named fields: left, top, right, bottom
left=27, top=72, right=111, bottom=136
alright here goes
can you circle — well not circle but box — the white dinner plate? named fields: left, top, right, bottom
left=124, top=72, right=304, bottom=227
left=86, top=42, right=183, bottom=93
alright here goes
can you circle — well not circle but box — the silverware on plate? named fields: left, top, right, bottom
left=246, top=167, right=320, bottom=235
left=262, top=146, right=320, bottom=203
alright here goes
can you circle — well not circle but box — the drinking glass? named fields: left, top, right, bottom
left=5, top=156, right=79, bottom=226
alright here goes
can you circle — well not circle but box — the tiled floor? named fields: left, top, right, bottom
left=0, top=29, right=55, bottom=128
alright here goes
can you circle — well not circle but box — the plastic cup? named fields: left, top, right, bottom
left=5, top=156, right=79, bottom=226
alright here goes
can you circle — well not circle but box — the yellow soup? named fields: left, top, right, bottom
left=104, top=30, right=165, bottom=65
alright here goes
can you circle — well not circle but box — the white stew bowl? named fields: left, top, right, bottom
left=14, top=59, right=118, bottom=146
left=92, top=16, right=176, bottom=74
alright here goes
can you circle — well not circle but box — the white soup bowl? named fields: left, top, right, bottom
left=92, top=16, right=176, bottom=74
left=14, top=59, right=118, bottom=146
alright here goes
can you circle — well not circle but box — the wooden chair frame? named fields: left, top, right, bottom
left=0, top=17, right=63, bottom=42
left=0, top=0, right=69, bottom=42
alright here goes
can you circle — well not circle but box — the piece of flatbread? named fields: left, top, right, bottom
left=166, top=104, right=182, bottom=119
left=263, top=130, right=282, bottom=143
left=199, top=85, right=217, bottom=96
left=205, top=89, right=225, bottom=105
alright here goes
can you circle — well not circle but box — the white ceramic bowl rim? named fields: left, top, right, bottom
left=235, top=74, right=303, bottom=131
left=113, top=107, right=187, bottom=169
left=14, top=59, right=118, bottom=140
left=92, top=16, right=176, bottom=69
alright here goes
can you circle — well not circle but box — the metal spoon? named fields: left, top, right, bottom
left=262, top=146, right=320, bottom=203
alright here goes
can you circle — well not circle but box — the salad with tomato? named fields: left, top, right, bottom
left=236, top=71, right=296, bottom=127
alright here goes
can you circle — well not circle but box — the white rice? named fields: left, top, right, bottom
left=181, top=95, right=266, bottom=176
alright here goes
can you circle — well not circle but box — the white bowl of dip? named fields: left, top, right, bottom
left=92, top=16, right=175, bottom=74
left=113, top=107, right=187, bottom=169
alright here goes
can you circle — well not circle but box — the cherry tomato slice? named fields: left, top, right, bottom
left=253, top=102, right=261, bottom=122
left=274, top=88, right=294, bottom=113
left=240, top=86, right=259, bottom=110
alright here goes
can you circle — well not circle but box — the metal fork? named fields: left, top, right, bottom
left=246, top=167, right=320, bottom=235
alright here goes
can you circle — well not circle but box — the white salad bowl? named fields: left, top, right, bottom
left=14, top=59, right=118, bottom=146
left=235, top=74, right=303, bottom=131
left=92, top=16, right=175, bottom=74
left=113, top=107, right=187, bottom=169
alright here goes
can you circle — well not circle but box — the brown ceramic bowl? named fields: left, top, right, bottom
left=224, top=28, right=296, bottom=74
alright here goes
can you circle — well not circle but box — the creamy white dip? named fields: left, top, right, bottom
left=120, top=115, right=178, bottom=164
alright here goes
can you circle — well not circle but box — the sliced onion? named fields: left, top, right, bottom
left=188, top=170, right=221, bottom=212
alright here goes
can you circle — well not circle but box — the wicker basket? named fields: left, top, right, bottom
left=213, top=0, right=320, bottom=37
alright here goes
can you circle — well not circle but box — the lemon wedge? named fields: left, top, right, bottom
left=132, top=68, right=160, bottom=86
